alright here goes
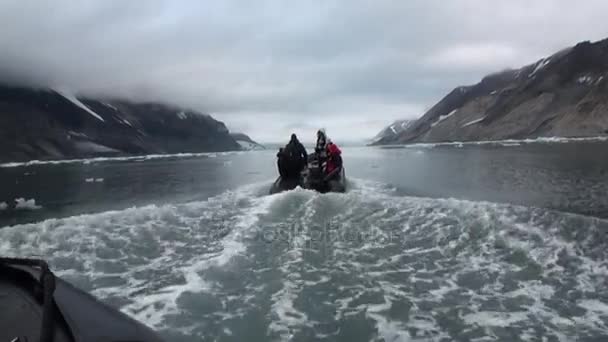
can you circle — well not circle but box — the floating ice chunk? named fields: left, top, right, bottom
left=85, top=178, right=94, bottom=182
left=95, top=178, right=104, bottom=183
left=0, top=202, right=7, bottom=210
left=14, top=198, right=42, bottom=210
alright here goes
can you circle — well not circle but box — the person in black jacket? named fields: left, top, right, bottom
left=284, top=134, right=308, bottom=174
left=276, top=148, right=288, bottom=178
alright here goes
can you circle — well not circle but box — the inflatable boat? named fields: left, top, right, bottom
left=0, top=257, right=165, bottom=342
left=269, top=152, right=346, bottom=194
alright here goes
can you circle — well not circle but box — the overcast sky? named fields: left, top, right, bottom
left=2, top=0, right=608, bottom=143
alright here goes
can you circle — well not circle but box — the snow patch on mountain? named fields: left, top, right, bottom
left=577, top=75, right=595, bottom=85
left=431, top=109, right=458, bottom=127
left=462, top=116, right=486, bottom=128
left=371, top=119, right=416, bottom=144
left=104, top=102, right=118, bottom=111
left=55, top=89, right=105, bottom=122
left=529, top=58, right=551, bottom=77
left=236, top=140, right=264, bottom=150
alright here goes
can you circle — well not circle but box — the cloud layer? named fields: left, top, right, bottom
left=2, top=0, right=608, bottom=142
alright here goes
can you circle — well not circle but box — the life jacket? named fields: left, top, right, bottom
left=325, top=143, right=342, bottom=174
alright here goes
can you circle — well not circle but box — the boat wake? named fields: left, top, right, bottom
left=1, top=179, right=607, bottom=341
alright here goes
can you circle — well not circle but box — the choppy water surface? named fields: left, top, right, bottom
left=1, top=141, right=608, bottom=341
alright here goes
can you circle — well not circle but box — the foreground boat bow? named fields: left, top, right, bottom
left=0, top=257, right=165, bottom=342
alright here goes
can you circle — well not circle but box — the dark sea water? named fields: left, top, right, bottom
left=1, top=141, right=608, bottom=341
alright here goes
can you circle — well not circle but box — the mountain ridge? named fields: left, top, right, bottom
left=0, top=84, right=242, bottom=162
left=373, top=37, right=608, bottom=144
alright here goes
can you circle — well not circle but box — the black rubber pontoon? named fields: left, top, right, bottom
left=269, top=152, right=346, bottom=194
left=0, top=257, right=165, bottom=342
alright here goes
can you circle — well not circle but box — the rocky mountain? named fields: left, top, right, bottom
left=0, top=85, right=242, bottom=162
left=374, top=37, right=608, bottom=144
left=370, top=119, right=415, bottom=145
left=229, top=132, right=265, bottom=150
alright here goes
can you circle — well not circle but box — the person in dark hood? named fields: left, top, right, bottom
left=315, top=129, right=327, bottom=154
left=284, top=133, right=308, bottom=175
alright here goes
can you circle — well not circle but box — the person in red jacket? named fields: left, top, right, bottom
left=324, top=140, right=343, bottom=181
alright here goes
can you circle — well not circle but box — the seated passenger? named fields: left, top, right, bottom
left=324, top=140, right=343, bottom=181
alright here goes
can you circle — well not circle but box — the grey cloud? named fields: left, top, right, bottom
left=1, top=0, right=608, bottom=142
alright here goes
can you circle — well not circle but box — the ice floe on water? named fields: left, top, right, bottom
left=0, top=179, right=607, bottom=341
left=14, top=198, right=42, bottom=210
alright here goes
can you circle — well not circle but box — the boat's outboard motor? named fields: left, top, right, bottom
left=304, top=153, right=328, bottom=192
left=0, top=257, right=165, bottom=342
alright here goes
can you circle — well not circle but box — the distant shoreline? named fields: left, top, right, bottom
left=371, top=135, right=608, bottom=149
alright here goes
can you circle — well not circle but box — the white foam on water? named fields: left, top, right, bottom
left=268, top=193, right=319, bottom=338
left=579, top=299, right=608, bottom=314
left=2, top=177, right=607, bottom=340
left=311, top=182, right=608, bottom=340
left=463, top=311, right=528, bottom=327
left=0, top=181, right=275, bottom=329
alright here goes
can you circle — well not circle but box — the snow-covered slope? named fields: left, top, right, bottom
left=230, top=133, right=265, bottom=150
left=55, top=88, right=105, bottom=122
left=370, top=120, right=415, bottom=145
left=374, top=37, right=608, bottom=144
